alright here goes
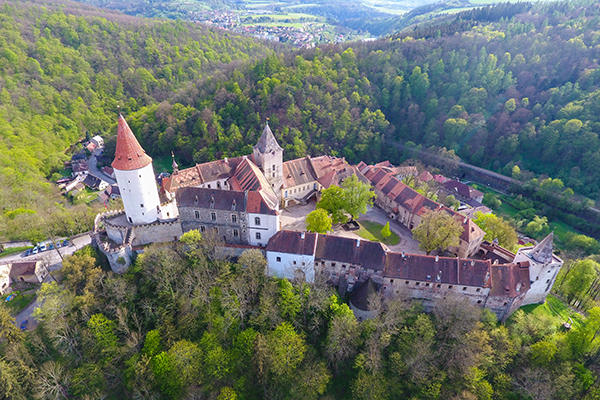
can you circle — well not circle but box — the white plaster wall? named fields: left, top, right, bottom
left=248, top=213, right=279, bottom=247
left=159, top=199, right=179, bottom=220
left=267, top=251, right=315, bottom=282
left=283, top=181, right=318, bottom=200
left=115, top=164, right=161, bottom=225
left=515, top=250, right=562, bottom=305
left=196, top=179, right=230, bottom=190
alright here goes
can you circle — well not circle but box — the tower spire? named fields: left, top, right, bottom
left=171, top=151, right=179, bottom=173
left=254, top=119, right=283, bottom=154
left=529, top=232, right=554, bottom=263
left=112, top=115, right=152, bottom=171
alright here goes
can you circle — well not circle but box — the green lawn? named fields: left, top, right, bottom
left=0, top=246, right=31, bottom=259
left=356, top=220, right=400, bottom=246
left=513, top=294, right=584, bottom=329
left=2, top=291, right=36, bottom=315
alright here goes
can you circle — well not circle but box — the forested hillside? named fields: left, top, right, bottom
left=2, top=238, right=600, bottom=399
left=126, top=0, right=600, bottom=204
left=0, top=0, right=274, bottom=241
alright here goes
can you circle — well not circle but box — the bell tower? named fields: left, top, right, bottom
left=112, top=115, right=161, bottom=225
left=253, top=120, right=283, bottom=198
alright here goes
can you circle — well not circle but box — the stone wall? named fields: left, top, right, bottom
left=132, top=220, right=183, bottom=246
left=179, top=206, right=248, bottom=245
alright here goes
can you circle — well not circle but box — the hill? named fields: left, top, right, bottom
left=0, top=0, right=275, bottom=241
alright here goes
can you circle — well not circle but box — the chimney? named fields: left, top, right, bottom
left=463, top=216, right=468, bottom=224
left=435, top=255, right=439, bottom=262
left=301, top=232, right=305, bottom=239
left=224, top=157, right=228, bottom=164
left=402, top=251, right=405, bottom=258
left=356, top=239, right=360, bottom=248
left=194, top=195, right=198, bottom=205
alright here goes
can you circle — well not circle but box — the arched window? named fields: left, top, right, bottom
left=256, top=232, right=261, bottom=240
left=254, top=217, right=261, bottom=226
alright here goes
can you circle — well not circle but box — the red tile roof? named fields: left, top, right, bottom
left=489, top=261, right=530, bottom=297
left=112, top=115, right=153, bottom=171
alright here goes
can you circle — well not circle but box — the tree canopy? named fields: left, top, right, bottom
left=412, top=210, right=463, bottom=255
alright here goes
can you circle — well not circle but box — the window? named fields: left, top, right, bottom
left=314, top=183, right=317, bottom=190
left=448, top=285, right=453, bottom=289
left=195, top=210, right=200, bottom=219
left=200, top=226, right=206, bottom=233
left=232, top=214, right=237, bottom=223
left=405, top=281, right=409, bottom=285
left=415, top=282, right=420, bottom=286
left=302, top=262, right=305, bottom=266
left=476, top=288, right=481, bottom=292
left=390, top=279, right=394, bottom=284
left=462, top=287, right=467, bottom=291
left=546, top=279, right=550, bottom=283
left=255, top=217, right=261, bottom=226
left=140, top=203, right=144, bottom=208
left=425, top=283, right=430, bottom=287
left=477, top=300, right=482, bottom=304
left=285, top=191, right=288, bottom=197
left=272, top=165, right=275, bottom=171
left=342, top=265, right=346, bottom=269
left=233, top=229, right=239, bottom=237
left=437, top=284, right=441, bottom=288
left=213, top=227, right=218, bottom=234
left=332, top=263, right=336, bottom=267
left=211, top=212, right=216, bottom=221
left=293, top=261, right=297, bottom=265
left=207, top=184, right=211, bottom=188
left=256, top=232, right=261, bottom=240
left=276, top=257, right=281, bottom=262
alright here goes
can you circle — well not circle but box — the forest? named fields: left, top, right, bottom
left=117, top=0, right=600, bottom=205
left=0, top=0, right=274, bottom=241
left=1, top=235, right=600, bottom=400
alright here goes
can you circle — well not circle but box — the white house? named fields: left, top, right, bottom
left=266, top=231, right=317, bottom=282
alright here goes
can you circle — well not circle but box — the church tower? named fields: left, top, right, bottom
left=253, top=121, right=283, bottom=198
left=112, top=115, right=161, bottom=225
left=514, top=232, right=563, bottom=305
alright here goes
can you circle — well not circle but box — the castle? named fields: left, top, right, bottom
left=93, top=115, right=562, bottom=321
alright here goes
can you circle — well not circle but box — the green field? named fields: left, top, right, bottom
left=356, top=220, right=400, bottom=246
left=2, top=291, right=36, bottom=315
left=510, top=294, right=584, bottom=329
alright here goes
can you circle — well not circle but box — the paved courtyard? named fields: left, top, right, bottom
left=280, top=203, right=424, bottom=255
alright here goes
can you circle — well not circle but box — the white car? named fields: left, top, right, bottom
left=31, top=246, right=39, bottom=254
left=39, top=244, right=47, bottom=252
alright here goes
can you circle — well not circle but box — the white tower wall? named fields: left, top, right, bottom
left=115, top=164, right=161, bottom=225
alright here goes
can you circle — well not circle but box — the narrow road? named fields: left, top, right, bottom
left=87, top=148, right=116, bottom=185
left=4, top=234, right=92, bottom=328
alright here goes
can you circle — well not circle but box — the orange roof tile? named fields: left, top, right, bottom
left=112, top=115, right=153, bottom=171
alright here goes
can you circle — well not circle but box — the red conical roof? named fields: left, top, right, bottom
left=112, top=115, right=153, bottom=171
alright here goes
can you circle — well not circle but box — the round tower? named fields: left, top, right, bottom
left=112, top=115, right=161, bottom=225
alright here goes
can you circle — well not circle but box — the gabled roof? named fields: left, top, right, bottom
left=384, top=252, right=492, bottom=287
left=418, top=171, right=433, bottom=182
left=266, top=231, right=317, bottom=255
left=83, top=175, right=105, bottom=190
left=231, top=158, right=279, bottom=211
left=282, top=157, right=318, bottom=189
left=310, top=156, right=354, bottom=188
left=176, top=186, right=246, bottom=211
left=112, top=115, right=153, bottom=171
left=315, top=235, right=387, bottom=271
left=9, top=261, right=40, bottom=277
left=163, top=156, right=246, bottom=192
left=529, top=233, right=554, bottom=263
left=350, top=278, right=379, bottom=311
left=254, top=122, right=282, bottom=153
left=443, top=180, right=484, bottom=200
left=489, top=261, right=530, bottom=297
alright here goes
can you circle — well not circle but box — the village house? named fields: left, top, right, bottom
left=442, top=179, right=485, bottom=203
left=1, top=261, right=49, bottom=284
left=83, top=174, right=109, bottom=191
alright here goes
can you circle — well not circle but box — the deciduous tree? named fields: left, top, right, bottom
left=412, top=210, right=463, bottom=255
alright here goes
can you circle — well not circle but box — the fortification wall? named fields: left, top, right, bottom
left=131, top=220, right=183, bottom=246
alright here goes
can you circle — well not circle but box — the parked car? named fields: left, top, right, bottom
left=31, top=246, right=39, bottom=254
left=23, top=248, right=32, bottom=257
left=39, top=244, right=47, bottom=252
left=19, top=320, right=28, bottom=331
left=63, top=240, right=69, bottom=247
left=56, top=241, right=62, bottom=248
left=48, top=243, right=54, bottom=250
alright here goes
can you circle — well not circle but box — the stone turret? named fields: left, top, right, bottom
left=253, top=121, right=283, bottom=198
left=112, top=115, right=161, bottom=225
left=514, top=232, right=563, bottom=305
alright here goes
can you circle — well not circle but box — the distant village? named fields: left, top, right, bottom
left=189, top=9, right=356, bottom=47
